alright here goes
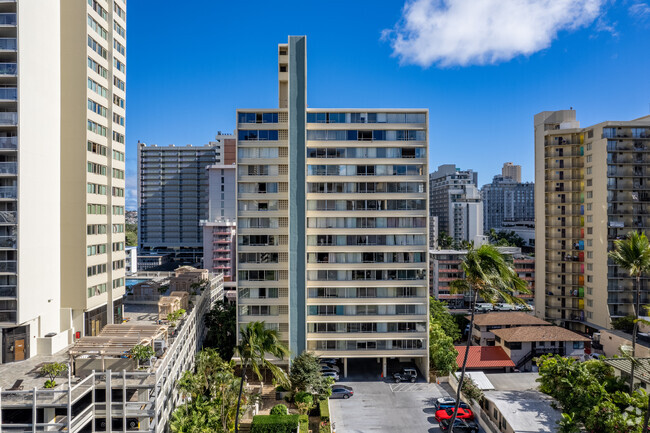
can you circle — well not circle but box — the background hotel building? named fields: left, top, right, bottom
left=535, top=110, right=650, bottom=331
left=60, top=0, right=127, bottom=337
left=236, top=36, right=429, bottom=377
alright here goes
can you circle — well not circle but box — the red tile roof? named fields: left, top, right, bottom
left=455, top=346, right=515, bottom=369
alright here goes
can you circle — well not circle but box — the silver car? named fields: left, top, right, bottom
left=322, top=371, right=339, bottom=381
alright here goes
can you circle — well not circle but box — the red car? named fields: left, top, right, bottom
left=435, top=407, right=474, bottom=423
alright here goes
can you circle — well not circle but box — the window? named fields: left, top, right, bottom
left=573, top=341, right=585, bottom=349
left=113, top=39, right=125, bottom=56
left=507, top=341, right=522, bottom=350
left=88, top=99, right=107, bottom=117
left=112, top=259, right=125, bottom=270
left=112, top=224, right=124, bottom=233
left=87, top=120, right=107, bottom=136
left=113, top=131, right=125, bottom=144
left=113, top=20, right=125, bottom=38
left=87, top=162, right=107, bottom=175
left=113, top=94, right=125, bottom=108
left=113, top=113, right=124, bottom=126
left=87, top=243, right=107, bottom=256
left=113, top=58, right=125, bottom=73
left=112, top=150, right=125, bottom=161
left=238, top=130, right=279, bottom=141
left=88, top=0, right=108, bottom=20
left=87, top=15, right=107, bottom=39
left=112, top=242, right=124, bottom=252
left=87, top=182, right=107, bottom=195
left=113, top=277, right=124, bottom=289
left=112, top=168, right=125, bottom=179
left=113, top=2, right=126, bottom=20
left=87, top=263, right=107, bottom=277
left=87, top=204, right=107, bottom=215
left=88, top=140, right=107, bottom=156
left=87, top=224, right=107, bottom=235
left=87, top=283, right=107, bottom=298
left=114, top=76, right=125, bottom=91
left=88, top=78, right=108, bottom=98
left=88, top=36, right=107, bottom=59
left=112, top=205, right=124, bottom=215
left=88, top=57, right=108, bottom=78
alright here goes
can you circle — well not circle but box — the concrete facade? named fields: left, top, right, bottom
left=534, top=110, right=650, bottom=330
left=482, top=175, right=534, bottom=232
left=501, top=162, right=522, bottom=183
left=236, top=36, right=429, bottom=376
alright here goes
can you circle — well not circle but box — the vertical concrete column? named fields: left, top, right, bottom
left=343, top=358, right=348, bottom=378
left=44, top=408, right=56, bottom=431
left=382, top=358, right=387, bottom=378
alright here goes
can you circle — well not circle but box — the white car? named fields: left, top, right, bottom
left=322, top=371, right=339, bottom=381
left=321, top=364, right=340, bottom=373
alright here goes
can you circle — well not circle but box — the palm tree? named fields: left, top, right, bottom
left=447, top=244, right=529, bottom=432
left=234, top=321, right=290, bottom=433
left=608, top=231, right=650, bottom=396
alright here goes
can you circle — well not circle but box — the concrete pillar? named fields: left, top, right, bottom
left=44, top=408, right=56, bottom=431
left=343, top=358, right=348, bottom=378
left=382, top=358, right=387, bottom=378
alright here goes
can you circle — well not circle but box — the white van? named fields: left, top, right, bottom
left=474, top=303, right=494, bottom=313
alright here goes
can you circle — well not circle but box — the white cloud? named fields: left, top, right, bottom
left=385, top=0, right=605, bottom=67
left=629, top=2, right=650, bottom=20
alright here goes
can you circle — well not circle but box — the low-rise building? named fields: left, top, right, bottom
left=469, top=312, right=550, bottom=346
left=603, top=357, right=650, bottom=391
left=454, top=346, right=515, bottom=372
left=480, top=390, right=562, bottom=433
left=491, top=326, right=590, bottom=371
left=126, top=246, right=138, bottom=274
left=137, top=254, right=173, bottom=271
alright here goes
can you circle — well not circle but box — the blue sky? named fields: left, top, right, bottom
left=124, top=0, right=650, bottom=209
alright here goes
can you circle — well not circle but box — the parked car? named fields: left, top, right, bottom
left=474, top=303, right=494, bottom=313
left=330, top=385, right=353, bottom=399
left=515, top=303, right=532, bottom=311
left=392, top=367, right=418, bottom=383
left=320, top=358, right=338, bottom=366
left=434, top=397, right=470, bottom=411
left=321, top=363, right=340, bottom=373
left=322, top=371, right=339, bottom=381
left=494, top=303, right=515, bottom=311
left=321, top=365, right=340, bottom=375
left=435, top=407, right=474, bottom=423
left=439, top=418, right=479, bottom=433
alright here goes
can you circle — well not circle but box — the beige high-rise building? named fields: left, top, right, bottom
left=237, top=36, right=429, bottom=378
left=535, top=110, right=650, bottom=331
left=502, top=162, right=522, bottom=182
left=60, top=0, right=127, bottom=337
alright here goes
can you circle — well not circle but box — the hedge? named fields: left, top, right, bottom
left=319, top=400, right=330, bottom=422
left=270, top=404, right=289, bottom=416
left=299, top=415, right=308, bottom=433
left=251, top=414, right=299, bottom=433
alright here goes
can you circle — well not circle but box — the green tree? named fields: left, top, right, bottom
left=488, top=229, right=525, bottom=248
left=429, top=322, right=458, bottom=376
left=289, top=351, right=332, bottom=400
left=126, top=223, right=137, bottom=246
left=129, top=344, right=155, bottom=369
left=204, top=299, right=237, bottom=360
left=447, top=244, right=528, bottom=432
left=430, top=298, right=461, bottom=341
left=608, top=231, right=650, bottom=395
left=234, top=321, right=291, bottom=433
left=437, top=231, right=454, bottom=249
left=611, top=315, right=636, bottom=333
left=40, top=362, right=68, bottom=388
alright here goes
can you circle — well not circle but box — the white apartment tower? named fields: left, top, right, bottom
left=237, top=36, right=430, bottom=378
left=60, top=0, right=127, bottom=337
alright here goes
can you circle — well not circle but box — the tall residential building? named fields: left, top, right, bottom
left=0, top=1, right=66, bottom=363
left=502, top=162, right=522, bottom=182
left=59, top=0, right=127, bottom=338
left=535, top=110, right=650, bottom=331
left=201, top=134, right=237, bottom=289
left=237, top=36, right=429, bottom=378
left=138, top=142, right=221, bottom=265
left=429, top=164, right=483, bottom=244
left=482, top=175, right=534, bottom=231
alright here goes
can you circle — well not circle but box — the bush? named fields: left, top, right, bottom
left=299, top=415, right=308, bottom=433
left=294, top=391, right=313, bottom=405
left=319, top=399, right=330, bottom=422
left=270, top=404, right=288, bottom=416
left=251, top=415, right=299, bottom=433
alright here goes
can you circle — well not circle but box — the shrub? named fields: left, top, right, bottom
left=294, top=391, right=313, bottom=405
left=40, top=362, right=68, bottom=388
left=251, top=414, right=299, bottom=433
left=319, top=399, right=330, bottom=422
left=270, top=404, right=288, bottom=416
left=299, top=415, right=308, bottom=433
left=461, top=376, right=484, bottom=404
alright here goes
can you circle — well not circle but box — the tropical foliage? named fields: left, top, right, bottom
left=289, top=351, right=333, bottom=400
left=204, top=299, right=237, bottom=360
left=170, top=349, right=243, bottom=433
left=129, top=344, right=155, bottom=368
left=537, top=354, right=646, bottom=433
left=429, top=323, right=458, bottom=376
left=429, top=298, right=461, bottom=342
left=488, top=228, right=525, bottom=248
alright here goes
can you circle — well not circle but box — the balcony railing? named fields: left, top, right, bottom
left=0, top=186, right=15, bottom=198
left=0, top=235, right=15, bottom=248
left=0, top=63, right=16, bottom=76
left=0, top=260, right=16, bottom=272
left=0, top=39, right=16, bottom=51
left=0, top=136, right=16, bottom=149
left=0, top=88, right=16, bottom=101
left=0, top=14, right=16, bottom=25
left=0, top=210, right=15, bottom=223
left=0, top=112, right=16, bottom=125
left=0, top=161, right=16, bottom=174
left=0, top=285, right=15, bottom=297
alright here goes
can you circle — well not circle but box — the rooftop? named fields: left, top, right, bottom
left=485, top=372, right=540, bottom=391
left=483, top=390, right=562, bottom=433
left=603, top=357, right=650, bottom=384
left=491, top=326, right=590, bottom=342
left=454, top=346, right=515, bottom=369
left=469, top=311, right=549, bottom=327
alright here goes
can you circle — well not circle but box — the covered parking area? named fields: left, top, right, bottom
left=327, top=356, right=428, bottom=382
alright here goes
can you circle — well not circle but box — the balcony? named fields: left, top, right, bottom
left=0, top=14, right=15, bottom=26
left=0, top=112, right=16, bottom=125
left=0, top=210, right=15, bottom=223
left=0, top=186, right=15, bottom=198
left=0, top=136, right=16, bottom=149
left=0, top=39, right=14, bottom=51
left=0, top=161, right=15, bottom=174
left=0, top=260, right=15, bottom=272
left=0, top=284, right=14, bottom=297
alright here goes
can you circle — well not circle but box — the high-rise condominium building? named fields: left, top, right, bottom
left=502, top=162, right=522, bottom=182
left=0, top=1, right=65, bottom=363
left=429, top=164, right=483, bottom=244
left=482, top=175, right=534, bottom=232
left=201, top=135, right=237, bottom=289
left=535, top=110, right=650, bottom=331
left=237, top=36, right=429, bottom=378
left=60, top=0, right=127, bottom=338
left=138, top=141, right=222, bottom=265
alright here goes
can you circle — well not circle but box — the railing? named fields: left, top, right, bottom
left=0, top=38, right=15, bottom=51
left=0, top=260, right=16, bottom=272
left=0, top=63, right=16, bottom=77
left=0, top=210, right=16, bottom=223
left=0, top=161, right=16, bottom=174
left=0, top=112, right=17, bottom=125
left=0, top=186, right=15, bottom=198
left=0, top=235, right=15, bottom=248
left=0, top=14, right=16, bottom=25
left=0, top=88, right=16, bottom=100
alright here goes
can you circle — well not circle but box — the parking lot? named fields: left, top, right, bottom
left=329, top=373, right=485, bottom=432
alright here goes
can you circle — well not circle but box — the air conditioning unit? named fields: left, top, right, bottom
left=154, top=339, right=166, bottom=356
